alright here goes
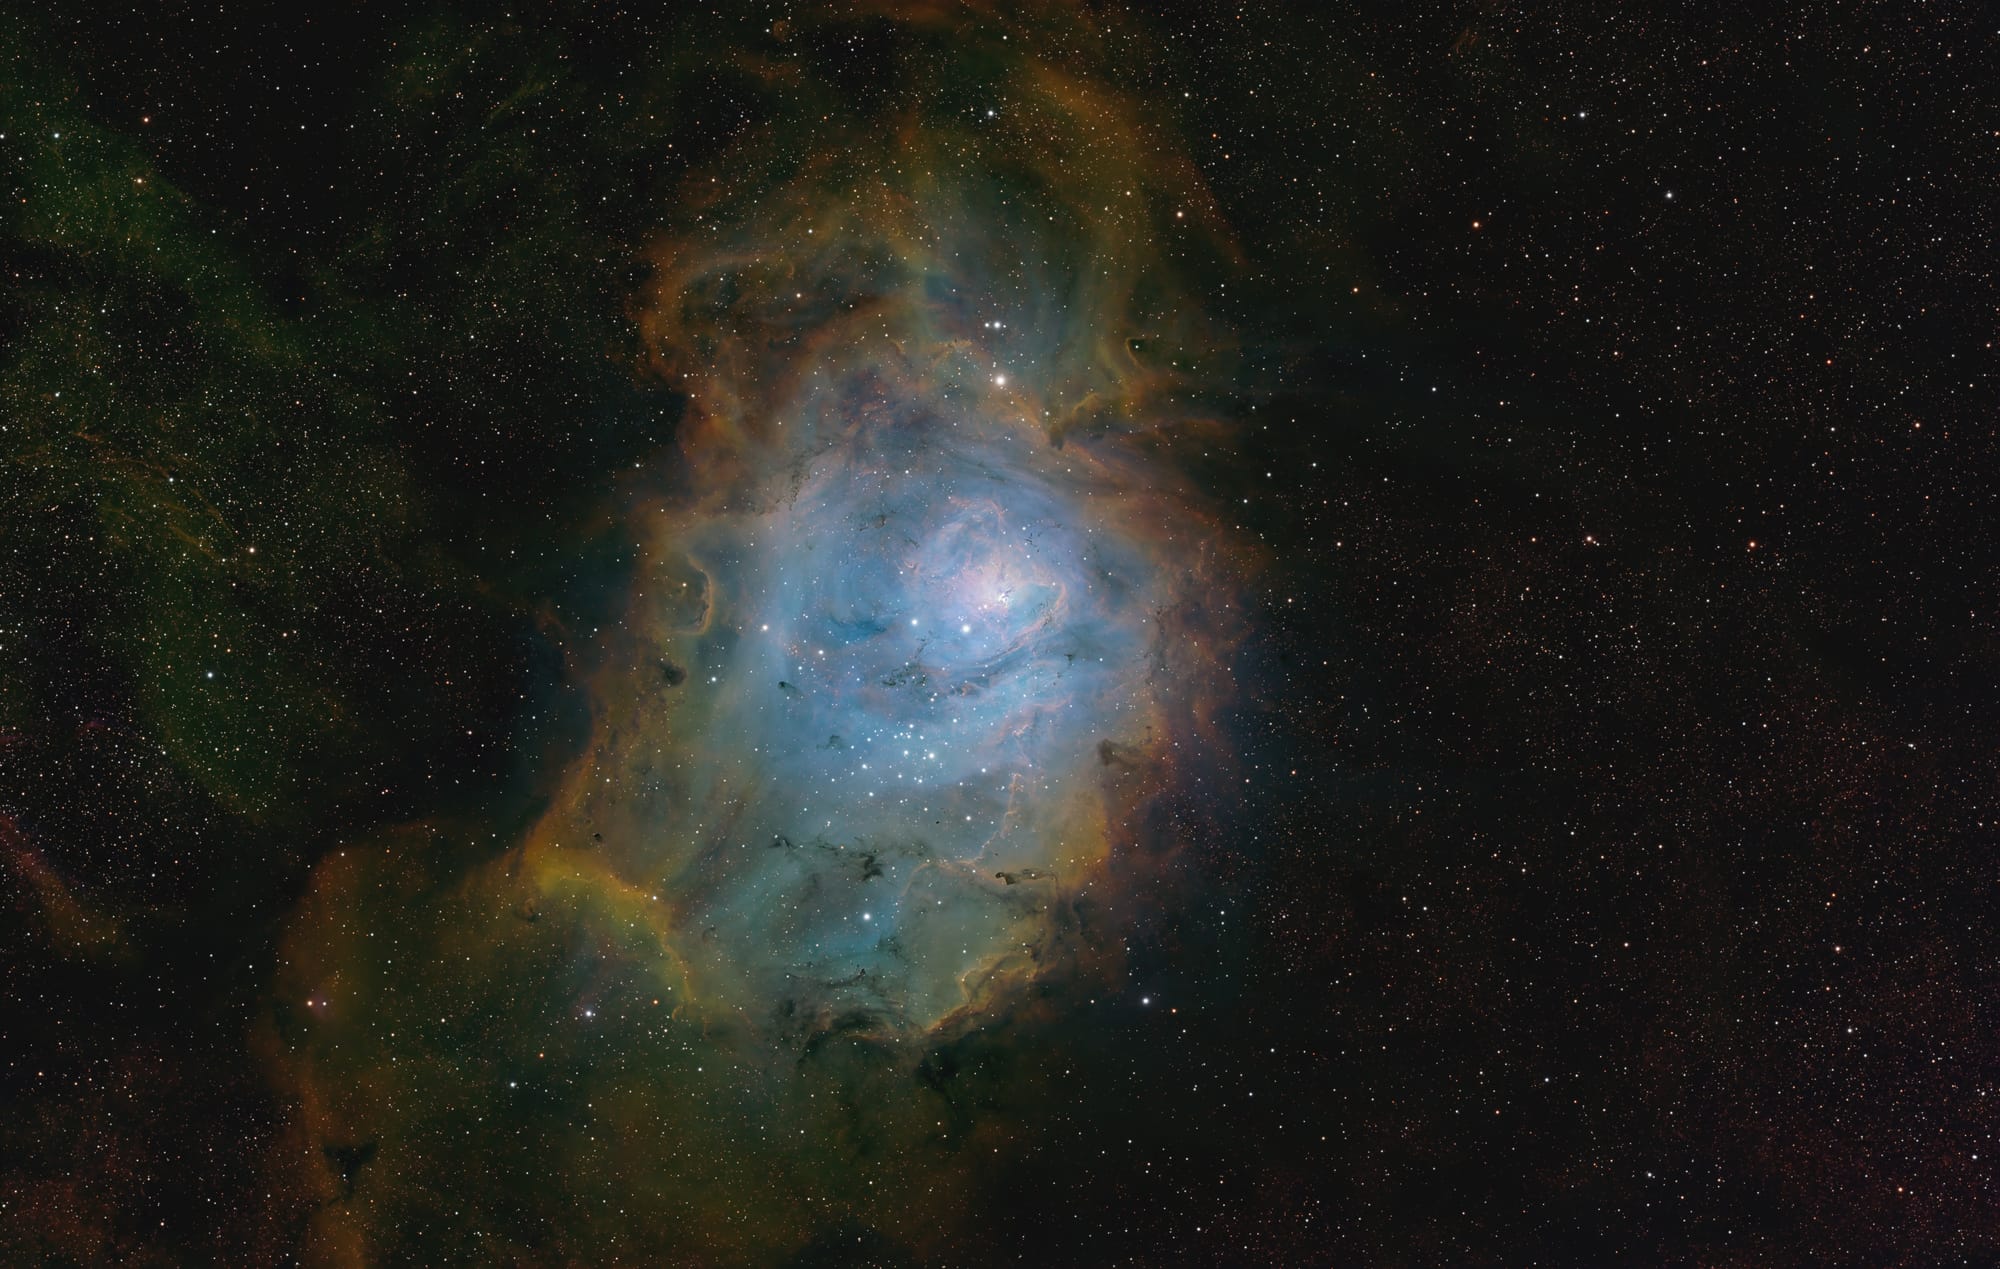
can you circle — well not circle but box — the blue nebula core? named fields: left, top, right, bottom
left=578, top=370, right=1177, bottom=1037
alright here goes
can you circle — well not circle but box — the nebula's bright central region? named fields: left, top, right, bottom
left=615, top=376, right=1163, bottom=1033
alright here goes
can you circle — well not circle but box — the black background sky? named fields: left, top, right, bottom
left=4, top=2, right=1996, bottom=1265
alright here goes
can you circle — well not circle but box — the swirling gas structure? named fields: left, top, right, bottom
left=271, top=10, right=1255, bottom=1261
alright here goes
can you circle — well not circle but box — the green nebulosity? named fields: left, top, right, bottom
left=1, top=13, right=670, bottom=828
left=3, top=13, right=694, bottom=1259
left=3, top=33, right=416, bottom=818
left=0, top=15, right=690, bottom=1257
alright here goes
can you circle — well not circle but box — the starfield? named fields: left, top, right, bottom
left=3, top=4, right=1993, bottom=1266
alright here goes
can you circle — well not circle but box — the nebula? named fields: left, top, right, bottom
left=587, top=408, right=1189, bottom=1037
left=268, top=6, right=1257, bottom=1260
